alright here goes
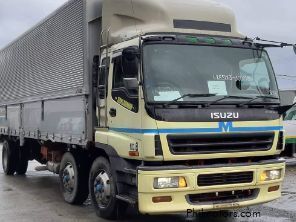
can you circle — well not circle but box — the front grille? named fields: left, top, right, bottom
left=167, top=132, right=274, bottom=155
left=198, top=171, right=253, bottom=187
left=188, top=189, right=258, bottom=204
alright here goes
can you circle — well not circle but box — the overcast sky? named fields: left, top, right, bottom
left=0, top=0, right=295, bottom=90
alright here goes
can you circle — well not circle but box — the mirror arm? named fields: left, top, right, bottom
left=278, top=102, right=296, bottom=115
left=254, top=37, right=296, bottom=54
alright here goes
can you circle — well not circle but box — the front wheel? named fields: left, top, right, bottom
left=59, top=152, right=89, bottom=205
left=89, top=157, right=127, bottom=220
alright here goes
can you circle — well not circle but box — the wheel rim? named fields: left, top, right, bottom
left=94, top=170, right=111, bottom=208
left=2, top=145, right=8, bottom=171
left=62, top=162, right=75, bottom=193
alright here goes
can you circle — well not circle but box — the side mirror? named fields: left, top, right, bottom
left=92, top=55, right=100, bottom=87
left=123, top=78, right=139, bottom=91
left=293, top=45, right=296, bottom=55
left=122, top=46, right=140, bottom=77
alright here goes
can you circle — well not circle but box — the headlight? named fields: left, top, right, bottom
left=260, top=169, right=282, bottom=181
left=154, top=176, right=187, bottom=189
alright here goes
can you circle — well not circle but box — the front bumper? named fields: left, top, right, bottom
left=137, top=160, right=285, bottom=214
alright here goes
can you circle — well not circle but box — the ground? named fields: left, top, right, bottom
left=0, top=144, right=296, bottom=222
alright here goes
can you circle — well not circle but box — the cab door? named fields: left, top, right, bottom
left=107, top=50, right=142, bottom=158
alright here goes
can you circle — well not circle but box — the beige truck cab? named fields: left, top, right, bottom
left=94, top=0, right=286, bottom=216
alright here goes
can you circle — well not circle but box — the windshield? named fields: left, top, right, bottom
left=143, top=44, right=279, bottom=104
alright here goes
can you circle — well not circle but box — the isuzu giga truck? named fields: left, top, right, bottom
left=0, top=0, right=293, bottom=219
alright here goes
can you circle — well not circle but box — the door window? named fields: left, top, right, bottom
left=112, top=56, right=139, bottom=113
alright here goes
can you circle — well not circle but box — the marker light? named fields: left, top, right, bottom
left=204, top=38, right=216, bottom=44
left=154, top=176, right=187, bottom=189
left=260, top=169, right=282, bottom=182
left=186, top=36, right=199, bottom=43
left=223, top=39, right=232, bottom=45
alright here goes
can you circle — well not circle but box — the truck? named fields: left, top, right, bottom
left=0, top=0, right=294, bottom=219
left=284, top=107, right=296, bottom=156
left=282, top=91, right=296, bottom=156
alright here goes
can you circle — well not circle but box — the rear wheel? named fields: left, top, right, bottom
left=89, top=157, right=127, bottom=220
left=2, top=140, right=18, bottom=175
left=59, top=152, right=89, bottom=205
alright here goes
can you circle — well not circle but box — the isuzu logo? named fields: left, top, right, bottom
left=211, top=112, right=239, bottom=119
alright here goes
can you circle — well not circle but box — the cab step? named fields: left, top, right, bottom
left=116, top=194, right=136, bottom=205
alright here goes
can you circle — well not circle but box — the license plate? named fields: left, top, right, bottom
left=213, top=202, right=240, bottom=209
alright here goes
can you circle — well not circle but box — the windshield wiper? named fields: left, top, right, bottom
left=163, top=93, right=216, bottom=107
left=240, top=95, right=280, bottom=106
left=208, top=95, right=254, bottom=106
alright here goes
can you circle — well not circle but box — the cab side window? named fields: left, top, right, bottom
left=112, top=55, right=139, bottom=113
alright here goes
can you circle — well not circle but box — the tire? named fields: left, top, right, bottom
left=89, top=157, right=127, bottom=220
left=2, top=140, right=18, bottom=175
left=59, top=152, right=89, bottom=205
left=16, top=147, right=29, bottom=175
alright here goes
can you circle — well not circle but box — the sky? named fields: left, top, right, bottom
left=0, top=0, right=295, bottom=90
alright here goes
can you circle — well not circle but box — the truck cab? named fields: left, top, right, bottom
left=93, top=0, right=285, bottom=215
left=284, top=98, right=296, bottom=156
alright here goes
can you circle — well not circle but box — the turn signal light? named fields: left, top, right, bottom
left=179, top=177, right=187, bottom=188
left=260, top=171, right=268, bottom=181
left=152, top=196, right=172, bottom=203
left=268, top=185, right=280, bottom=192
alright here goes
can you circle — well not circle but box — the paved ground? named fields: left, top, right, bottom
left=1, top=144, right=296, bottom=222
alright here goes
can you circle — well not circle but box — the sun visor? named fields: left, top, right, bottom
left=102, top=0, right=243, bottom=44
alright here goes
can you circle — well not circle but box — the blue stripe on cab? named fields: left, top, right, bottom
left=109, top=122, right=283, bottom=135
left=231, top=126, right=283, bottom=132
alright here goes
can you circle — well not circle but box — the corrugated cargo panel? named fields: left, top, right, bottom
left=0, top=0, right=86, bottom=105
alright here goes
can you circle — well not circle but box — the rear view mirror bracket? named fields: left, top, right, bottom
left=123, top=78, right=139, bottom=91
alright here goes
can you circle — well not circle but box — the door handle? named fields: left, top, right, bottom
left=109, top=108, right=117, bottom=117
